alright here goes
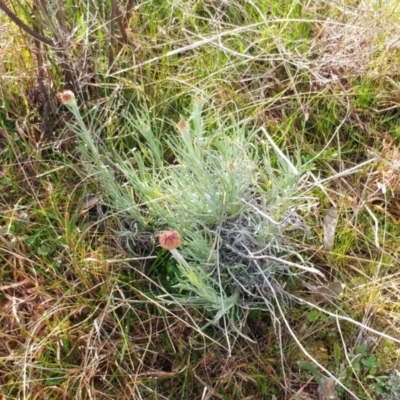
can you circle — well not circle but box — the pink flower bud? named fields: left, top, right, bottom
left=159, top=230, right=181, bottom=250
left=228, top=163, right=236, bottom=172
left=176, top=119, right=189, bottom=132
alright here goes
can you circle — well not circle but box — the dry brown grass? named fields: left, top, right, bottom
left=311, top=0, right=400, bottom=83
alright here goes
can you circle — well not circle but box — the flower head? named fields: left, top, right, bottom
left=56, top=90, right=76, bottom=105
left=176, top=119, right=189, bottom=133
left=228, top=163, right=236, bottom=172
left=159, top=230, right=181, bottom=250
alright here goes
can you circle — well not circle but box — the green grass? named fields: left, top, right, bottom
left=1, top=0, right=400, bottom=399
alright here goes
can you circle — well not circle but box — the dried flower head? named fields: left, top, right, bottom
left=56, top=90, right=76, bottom=105
left=228, top=163, right=236, bottom=172
left=194, top=95, right=204, bottom=104
left=159, top=230, right=181, bottom=250
left=176, top=119, right=189, bottom=132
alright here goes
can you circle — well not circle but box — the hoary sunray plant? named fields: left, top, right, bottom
left=60, top=91, right=400, bottom=399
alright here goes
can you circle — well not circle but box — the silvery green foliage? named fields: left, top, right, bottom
left=381, top=370, right=400, bottom=400
left=66, top=96, right=316, bottom=328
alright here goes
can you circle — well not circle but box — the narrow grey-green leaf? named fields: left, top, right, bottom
left=323, top=206, right=339, bottom=250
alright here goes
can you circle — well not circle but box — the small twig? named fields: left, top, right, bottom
left=288, top=376, right=314, bottom=400
left=365, top=205, right=380, bottom=248
left=108, top=0, right=117, bottom=68
left=225, top=244, right=325, bottom=277
left=117, top=0, right=136, bottom=44
left=0, top=279, right=36, bottom=292
left=237, top=197, right=280, bottom=225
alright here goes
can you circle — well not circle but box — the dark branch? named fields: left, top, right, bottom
left=0, top=0, right=56, bottom=47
